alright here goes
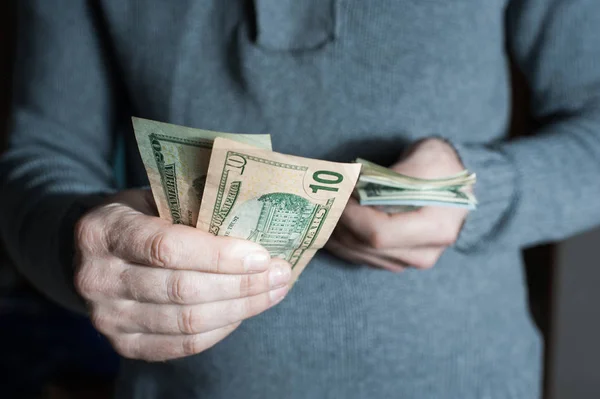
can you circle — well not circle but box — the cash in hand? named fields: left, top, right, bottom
left=354, top=158, right=477, bottom=212
left=132, top=117, right=361, bottom=283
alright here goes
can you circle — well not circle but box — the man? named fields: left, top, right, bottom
left=2, top=1, right=599, bottom=398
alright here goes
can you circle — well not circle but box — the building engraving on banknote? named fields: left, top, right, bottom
left=208, top=151, right=336, bottom=268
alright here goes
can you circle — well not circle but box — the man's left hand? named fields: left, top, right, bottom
left=326, top=138, right=470, bottom=272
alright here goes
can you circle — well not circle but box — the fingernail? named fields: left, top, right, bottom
left=269, top=285, right=289, bottom=304
left=269, top=263, right=291, bottom=288
left=244, top=252, right=270, bottom=272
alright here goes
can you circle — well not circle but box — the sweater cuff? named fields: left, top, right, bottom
left=447, top=142, right=518, bottom=252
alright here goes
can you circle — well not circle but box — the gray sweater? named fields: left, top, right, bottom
left=2, top=1, right=600, bottom=398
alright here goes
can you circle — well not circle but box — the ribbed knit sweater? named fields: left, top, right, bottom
left=2, top=1, right=600, bottom=398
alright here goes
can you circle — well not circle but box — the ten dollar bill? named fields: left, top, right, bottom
left=197, top=138, right=361, bottom=281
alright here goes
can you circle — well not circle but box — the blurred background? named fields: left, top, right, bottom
left=0, top=2, right=118, bottom=399
left=0, top=2, right=599, bottom=398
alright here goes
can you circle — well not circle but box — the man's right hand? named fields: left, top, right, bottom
left=73, top=190, right=291, bottom=362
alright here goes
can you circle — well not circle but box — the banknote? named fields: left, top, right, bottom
left=132, top=117, right=272, bottom=226
left=357, top=158, right=476, bottom=191
left=355, top=159, right=477, bottom=211
left=197, top=138, right=362, bottom=281
left=356, top=189, right=476, bottom=210
left=357, top=183, right=476, bottom=202
left=362, top=199, right=476, bottom=210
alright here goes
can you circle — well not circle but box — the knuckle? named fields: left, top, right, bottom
left=238, top=274, right=252, bottom=298
left=178, top=307, right=200, bottom=335
left=242, top=295, right=267, bottom=319
left=119, top=267, right=141, bottom=301
left=208, top=244, right=222, bottom=273
left=112, top=336, right=138, bottom=359
left=149, top=229, right=177, bottom=267
left=238, top=273, right=264, bottom=298
left=107, top=213, right=143, bottom=254
left=167, top=272, right=191, bottom=304
left=368, top=230, right=387, bottom=249
left=240, top=298, right=254, bottom=319
left=118, top=265, right=134, bottom=287
left=181, top=335, right=203, bottom=356
left=74, top=214, right=104, bottom=254
left=90, top=310, right=114, bottom=334
left=74, top=267, right=100, bottom=299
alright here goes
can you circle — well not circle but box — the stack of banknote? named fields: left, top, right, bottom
left=355, top=158, right=477, bottom=211
left=133, top=117, right=477, bottom=281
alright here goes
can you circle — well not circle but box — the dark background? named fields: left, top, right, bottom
left=0, top=1, right=12, bottom=150
left=0, top=2, right=598, bottom=398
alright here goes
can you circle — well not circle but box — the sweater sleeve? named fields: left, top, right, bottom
left=0, top=1, right=120, bottom=312
left=451, top=0, right=600, bottom=252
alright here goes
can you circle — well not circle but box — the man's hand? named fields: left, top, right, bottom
left=326, top=138, right=469, bottom=272
left=74, top=190, right=291, bottom=362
